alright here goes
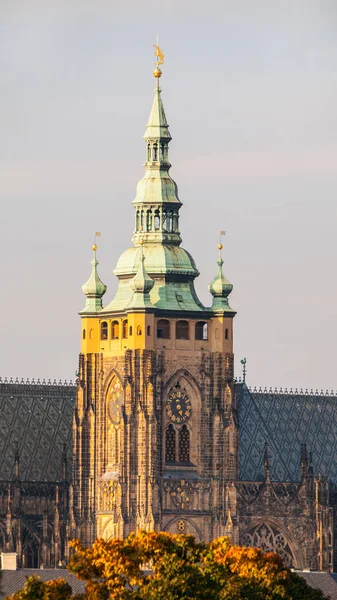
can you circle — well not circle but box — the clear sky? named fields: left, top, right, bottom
left=1, top=0, right=336, bottom=390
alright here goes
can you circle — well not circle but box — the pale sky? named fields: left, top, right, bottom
left=1, top=0, right=336, bottom=390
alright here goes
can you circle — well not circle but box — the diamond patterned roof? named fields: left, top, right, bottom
left=0, top=383, right=75, bottom=482
left=238, top=384, right=337, bottom=483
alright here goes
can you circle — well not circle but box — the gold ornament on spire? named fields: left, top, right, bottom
left=153, top=41, right=164, bottom=78
left=93, top=231, right=100, bottom=251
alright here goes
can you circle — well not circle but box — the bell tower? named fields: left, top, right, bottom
left=73, top=47, right=237, bottom=545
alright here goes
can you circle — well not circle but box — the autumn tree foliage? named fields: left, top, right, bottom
left=6, top=532, right=328, bottom=600
left=5, top=576, right=74, bottom=600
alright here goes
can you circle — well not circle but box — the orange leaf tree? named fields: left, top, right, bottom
left=67, top=532, right=328, bottom=600
left=5, top=576, right=74, bottom=600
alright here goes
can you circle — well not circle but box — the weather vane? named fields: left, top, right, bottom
left=218, top=230, right=226, bottom=249
left=153, top=36, right=164, bottom=79
left=93, top=231, right=100, bottom=251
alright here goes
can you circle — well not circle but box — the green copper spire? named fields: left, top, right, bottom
left=80, top=244, right=107, bottom=313
left=103, top=50, right=205, bottom=314
left=127, top=244, right=154, bottom=309
left=132, top=60, right=182, bottom=247
left=209, top=244, right=234, bottom=312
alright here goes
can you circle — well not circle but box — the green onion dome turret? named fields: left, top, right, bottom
left=209, top=244, right=234, bottom=312
left=80, top=245, right=107, bottom=313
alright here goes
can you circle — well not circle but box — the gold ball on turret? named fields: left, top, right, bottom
left=218, top=243, right=223, bottom=250
left=153, top=67, right=162, bottom=78
left=92, top=244, right=97, bottom=251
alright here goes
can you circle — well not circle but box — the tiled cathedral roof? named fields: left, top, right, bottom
left=0, top=381, right=75, bottom=482
left=238, top=384, right=337, bottom=483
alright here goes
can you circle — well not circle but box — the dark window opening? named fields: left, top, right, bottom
left=129, top=325, right=133, bottom=336
left=225, top=328, right=229, bottom=340
left=153, top=143, right=158, bottom=161
left=100, top=321, right=108, bottom=340
left=179, top=425, right=190, bottom=463
left=147, top=325, right=151, bottom=336
left=176, top=320, right=189, bottom=340
left=165, top=424, right=176, bottom=463
left=122, top=320, right=128, bottom=339
left=195, top=321, right=208, bottom=340
left=137, top=325, right=142, bottom=336
left=82, top=329, right=86, bottom=340
left=157, top=319, right=170, bottom=339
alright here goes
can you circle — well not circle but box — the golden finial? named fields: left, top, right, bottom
left=93, top=231, right=100, bottom=251
left=218, top=230, right=226, bottom=254
left=153, top=37, right=164, bottom=78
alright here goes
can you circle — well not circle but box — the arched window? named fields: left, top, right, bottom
left=111, top=321, right=119, bottom=339
left=157, top=319, right=170, bottom=339
left=137, top=325, right=142, bottom=336
left=82, top=329, right=86, bottom=340
left=100, top=322, right=108, bottom=340
left=225, top=328, right=229, bottom=340
left=122, top=320, right=128, bottom=338
left=195, top=321, right=208, bottom=340
left=147, top=143, right=151, bottom=161
left=179, top=425, right=190, bottom=463
left=165, top=425, right=176, bottom=463
left=176, top=320, right=189, bottom=340
left=129, top=325, right=133, bottom=336
left=147, top=325, right=151, bottom=336
left=154, top=209, right=160, bottom=230
left=153, top=143, right=158, bottom=161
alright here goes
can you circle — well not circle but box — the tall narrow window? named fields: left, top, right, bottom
left=154, top=209, right=160, bottom=230
left=225, top=328, right=229, bottom=340
left=195, top=321, right=208, bottom=340
left=165, top=425, right=176, bottom=463
left=137, top=325, right=142, bottom=336
left=111, top=321, right=119, bottom=339
left=147, top=143, right=151, bottom=161
left=179, top=425, right=190, bottom=463
left=82, top=329, right=86, bottom=340
left=122, top=320, right=128, bottom=339
left=100, top=322, right=108, bottom=340
left=147, top=325, right=151, bottom=336
left=176, top=320, right=189, bottom=340
left=157, top=319, right=170, bottom=339
left=153, top=143, right=158, bottom=161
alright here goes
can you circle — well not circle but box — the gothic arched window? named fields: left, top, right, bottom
left=100, top=322, right=108, bottom=340
left=165, top=425, right=176, bottom=463
left=157, top=319, right=170, bottom=339
left=178, top=425, right=190, bottom=463
left=195, top=321, right=208, bottom=340
left=176, top=320, right=189, bottom=340
left=111, top=321, right=119, bottom=339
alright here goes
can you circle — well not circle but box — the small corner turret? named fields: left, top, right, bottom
left=209, top=240, right=234, bottom=313
left=80, top=242, right=107, bottom=314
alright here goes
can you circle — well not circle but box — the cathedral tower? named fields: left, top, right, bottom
left=73, top=49, right=236, bottom=545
